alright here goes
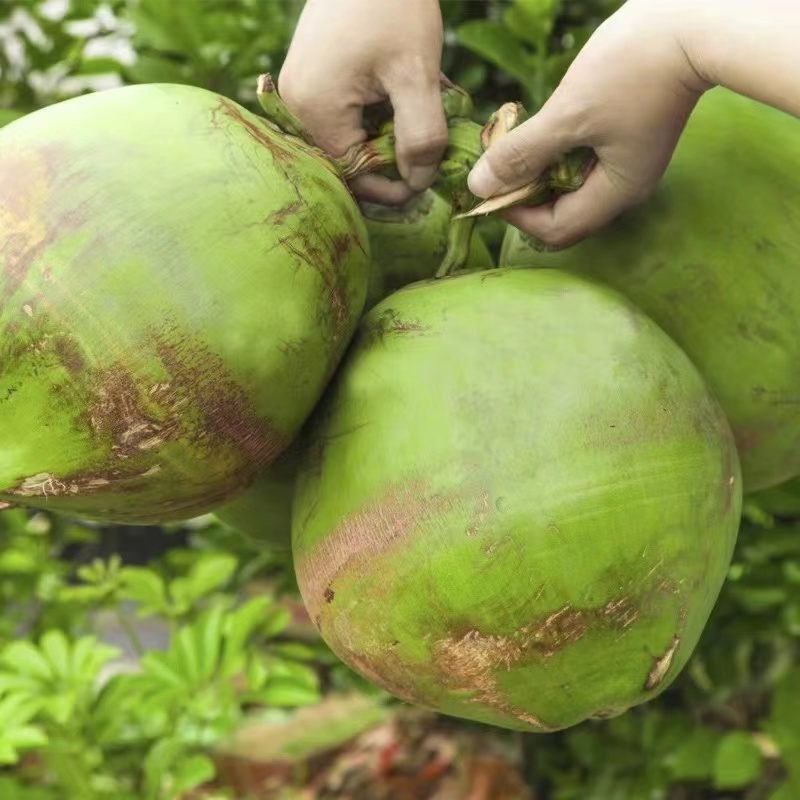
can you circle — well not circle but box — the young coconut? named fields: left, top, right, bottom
left=0, top=79, right=374, bottom=524
left=292, top=268, right=742, bottom=732
left=362, top=190, right=494, bottom=309
left=500, top=88, right=800, bottom=492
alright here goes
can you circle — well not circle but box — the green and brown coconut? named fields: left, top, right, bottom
left=292, top=268, right=742, bottom=732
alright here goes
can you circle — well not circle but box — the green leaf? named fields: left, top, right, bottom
left=195, top=606, right=225, bottom=682
left=0, top=549, right=40, bottom=574
left=271, top=642, right=317, bottom=662
left=0, top=694, right=42, bottom=728
left=457, top=20, right=532, bottom=88
left=713, top=732, right=764, bottom=790
left=74, top=57, right=125, bottom=76
left=144, top=738, right=184, bottom=798
left=124, top=54, right=191, bottom=86
left=2, top=641, right=54, bottom=683
left=256, top=679, right=320, bottom=708
left=266, top=659, right=319, bottom=691
left=221, top=597, right=272, bottom=673
left=170, top=553, right=238, bottom=611
left=171, top=626, right=201, bottom=687
left=666, top=726, right=721, bottom=781
left=5, top=724, right=47, bottom=749
left=768, top=667, right=800, bottom=755
left=122, top=567, right=168, bottom=616
left=187, top=553, right=238, bottom=596
left=172, top=754, right=215, bottom=795
left=39, top=630, right=70, bottom=679
left=41, top=693, right=74, bottom=726
left=140, top=652, right=189, bottom=692
left=0, top=109, right=25, bottom=129
left=261, top=606, right=292, bottom=639
left=0, top=741, right=19, bottom=765
left=505, top=0, right=560, bottom=48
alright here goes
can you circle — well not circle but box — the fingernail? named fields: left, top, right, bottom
left=406, top=164, right=437, bottom=193
left=468, top=157, right=501, bottom=198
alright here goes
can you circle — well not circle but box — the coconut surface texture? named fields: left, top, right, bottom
left=501, top=87, right=800, bottom=492
left=0, top=83, right=369, bottom=524
left=292, top=268, right=742, bottom=732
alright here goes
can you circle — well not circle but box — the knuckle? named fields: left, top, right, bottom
left=534, top=218, right=576, bottom=250
left=400, top=124, right=448, bottom=160
left=491, top=137, right=533, bottom=184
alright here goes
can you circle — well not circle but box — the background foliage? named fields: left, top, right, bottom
left=2, top=1, right=799, bottom=798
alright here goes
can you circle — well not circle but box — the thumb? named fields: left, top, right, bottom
left=386, top=77, right=449, bottom=193
left=468, top=103, right=576, bottom=199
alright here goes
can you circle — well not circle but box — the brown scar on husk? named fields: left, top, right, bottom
left=432, top=630, right=555, bottom=731
left=9, top=467, right=143, bottom=499
left=154, top=326, right=288, bottom=467
left=431, top=597, right=640, bottom=728
left=266, top=200, right=303, bottom=226
left=84, top=367, right=182, bottom=460
left=277, top=229, right=350, bottom=343
left=296, top=482, right=459, bottom=621
left=644, top=634, right=680, bottom=691
left=365, top=308, right=429, bottom=341
left=211, top=98, right=296, bottom=164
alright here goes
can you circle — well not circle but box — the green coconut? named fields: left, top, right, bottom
left=501, top=87, right=800, bottom=492
left=292, top=268, right=742, bottom=732
left=362, top=191, right=494, bottom=308
left=213, top=446, right=297, bottom=549
left=0, top=83, right=369, bottom=524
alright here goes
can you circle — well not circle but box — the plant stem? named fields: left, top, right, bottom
left=256, top=73, right=313, bottom=144
left=435, top=217, right=477, bottom=279
left=252, top=74, right=594, bottom=276
left=116, top=607, right=145, bottom=657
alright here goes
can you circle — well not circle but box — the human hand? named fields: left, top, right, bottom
left=467, top=0, right=710, bottom=248
left=279, top=0, right=448, bottom=205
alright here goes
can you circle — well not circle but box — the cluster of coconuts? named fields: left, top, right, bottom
left=2, top=76, right=796, bottom=732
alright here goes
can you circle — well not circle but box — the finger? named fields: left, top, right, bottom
left=502, top=162, right=644, bottom=249
left=386, top=75, right=449, bottom=192
left=349, top=173, right=416, bottom=205
left=468, top=101, right=578, bottom=199
left=278, top=68, right=370, bottom=156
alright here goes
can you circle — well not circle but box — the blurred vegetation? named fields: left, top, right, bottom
left=3, top=0, right=800, bottom=798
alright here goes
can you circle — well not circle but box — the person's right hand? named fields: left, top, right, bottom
left=468, top=0, right=711, bottom=249
left=469, top=0, right=800, bottom=249
left=279, top=0, right=448, bottom=206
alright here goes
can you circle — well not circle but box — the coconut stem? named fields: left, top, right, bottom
left=254, top=73, right=594, bottom=276
left=435, top=217, right=475, bottom=279
left=256, top=74, right=314, bottom=144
